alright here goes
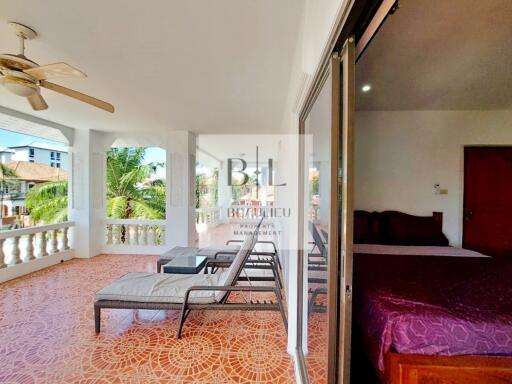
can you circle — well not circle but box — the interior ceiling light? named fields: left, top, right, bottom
left=362, top=84, right=372, bottom=92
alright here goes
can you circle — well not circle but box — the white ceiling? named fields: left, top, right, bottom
left=197, top=134, right=284, bottom=167
left=0, top=0, right=303, bottom=134
left=357, top=0, right=512, bottom=110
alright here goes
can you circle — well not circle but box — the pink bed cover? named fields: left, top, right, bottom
left=353, top=246, right=512, bottom=373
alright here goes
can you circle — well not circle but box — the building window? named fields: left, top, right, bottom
left=50, top=162, right=54, bottom=167
left=28, top=183, right=35, bottom=190
left=56, top=163, right=61, bottom=168
left=29, top=159, right=34, bottom=163
left=56, top=152, right=61, bottom=160
left=29, top=148, right=35, bottom=158
left=50, top=151, right=55, bottom=160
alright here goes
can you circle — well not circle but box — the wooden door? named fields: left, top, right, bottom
left=463, top=147, right=512, bottom=257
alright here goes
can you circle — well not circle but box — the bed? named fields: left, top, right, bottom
left=353, top=211, right=512, bottom=384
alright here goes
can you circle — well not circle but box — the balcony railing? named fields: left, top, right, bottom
left=0, top=221, right=74, bottom=268
left=105, top=219, right=166, bottom=246
left=195, top=207, right=221, bottom=226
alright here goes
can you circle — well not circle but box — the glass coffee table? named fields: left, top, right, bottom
left=162, top=255, right=207, bottom=274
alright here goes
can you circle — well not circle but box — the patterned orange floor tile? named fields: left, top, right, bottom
left=0, top=254, right=295, bottom=383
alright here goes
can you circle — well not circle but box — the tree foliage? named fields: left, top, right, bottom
left=26, top=147, right=166, bottom=224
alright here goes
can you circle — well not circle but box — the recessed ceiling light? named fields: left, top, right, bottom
left=361, top=84, right=372, bottom=92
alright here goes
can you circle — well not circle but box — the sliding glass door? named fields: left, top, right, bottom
left=298, top=37, right=355, bottom=384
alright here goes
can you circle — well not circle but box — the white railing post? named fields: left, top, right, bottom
left=51, top=229, right=59, bottom=254
left=115, top=225, right=122, bottom=245
left=0, top=238, right=5, bottom=269
left=26, top=233, right=36, bottom=261
left=40, top=231, right=48, bottom=257
left=12, top=236, right=22, bottom=264
left=134, top=225, right=140, bottom=245
left=106, top=225, right=113, bottom=245
left=142, top=225, right=148, bottom=245
left=149, top=225, right=155, bottom=245
left=63, top=227, right=70, bottom=250
left=125, top=224, right=131, bottom=245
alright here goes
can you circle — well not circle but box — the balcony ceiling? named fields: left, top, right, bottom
left=0, top=0, right=303, bottom=134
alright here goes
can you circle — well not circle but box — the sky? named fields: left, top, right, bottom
left=0, top=129, right=167, bottom=178
left=0, top=129, right=65, bottom=148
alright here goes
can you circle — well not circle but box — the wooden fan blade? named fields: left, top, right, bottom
left=40, top=80, right=114, bottom=113
left=24, top=62, right=86, bottom=81
left=27, top=92, right=48, bottom=111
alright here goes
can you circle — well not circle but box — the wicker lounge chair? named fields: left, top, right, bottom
left=94, top=226, right=287, bottom=338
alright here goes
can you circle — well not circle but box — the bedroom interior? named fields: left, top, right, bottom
left=350, top=0, right=512, bottom=383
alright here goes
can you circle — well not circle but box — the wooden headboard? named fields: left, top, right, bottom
left=432, top=211, right=443, bottom=231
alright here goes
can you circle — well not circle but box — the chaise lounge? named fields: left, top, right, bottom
left=94, top=226, right=287, bottom=338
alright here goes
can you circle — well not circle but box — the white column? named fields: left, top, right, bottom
left=218, top=160, right=232, bottom=223
left=69, top=129, right=109, bottom=258
left=166, top=131, right=197, bottom=247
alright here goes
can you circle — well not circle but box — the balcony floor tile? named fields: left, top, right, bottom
left=0, top=254, right=294, bottom=383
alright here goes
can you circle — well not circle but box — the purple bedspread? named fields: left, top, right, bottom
left=353, top=252, right=512, bottom=373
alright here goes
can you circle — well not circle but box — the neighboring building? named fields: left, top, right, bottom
left=1, top=161, right=68, bottom=218
left=7, top=142, right=69, bottom=171
left=0, top=148, right=14, bottom=163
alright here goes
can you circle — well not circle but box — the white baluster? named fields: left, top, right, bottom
left=125, top=224, right=131, bottom=245
left=63, top=227, right=70, bottom=250
left=116, top=225, right=122, bottom=244
left=134, top=225, right=140, bottom=245
left=0, top=238, right=6, bottom=268
left=26, top=233, right=35, bottom=261
left=51, top=229, right=59, bottom=253
left=160, top=226, right=165, bottom=245
left=142, top=225, right=148, bottom=245
left=148, top=226, right=155, bottom=245
left=12, top=236, right=22, bottom=264
left=106, top=224, right=113, bottom=245
left=40, top=231, right=48, bottom=257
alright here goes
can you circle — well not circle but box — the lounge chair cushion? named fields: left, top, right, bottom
left=95, top=271, right=229, bottom=304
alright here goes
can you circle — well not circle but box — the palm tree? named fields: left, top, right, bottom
left=25, top=147, right=166, bottom=225
left=106, top=147, right=165, bottom=219
left=25, top=180, right=68, bottom=224
left=0, top=164, right=19, bottom=220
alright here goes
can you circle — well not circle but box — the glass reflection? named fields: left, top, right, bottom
left=303, top=73, right=331, bottom=383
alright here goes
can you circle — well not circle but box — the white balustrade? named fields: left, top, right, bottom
left=0, top=222, right=74, bottom=268
left=195, top=207, right=221, bottom=226
left=104, top=219, right=165, bottom=246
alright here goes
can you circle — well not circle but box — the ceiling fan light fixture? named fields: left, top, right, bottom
left=3, top=76, right=38, bottom=97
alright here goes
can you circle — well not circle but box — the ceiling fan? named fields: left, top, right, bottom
left=0, top=22, right=114, bottom=113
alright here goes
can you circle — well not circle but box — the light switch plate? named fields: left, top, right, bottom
left=439, top=189, right=448, bottom=195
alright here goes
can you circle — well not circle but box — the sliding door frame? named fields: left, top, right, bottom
left=295, top=2, right=396, bottom=382
left=295, top=38, right=355, bottom=384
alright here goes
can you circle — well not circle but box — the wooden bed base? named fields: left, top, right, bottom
left=387, top=352, right=512, bottom=384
